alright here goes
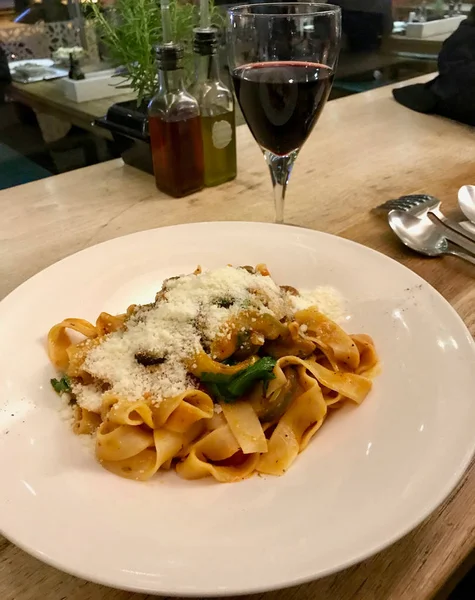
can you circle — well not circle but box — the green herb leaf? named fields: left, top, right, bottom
left=51, top=375, right=71, bottom=395
left=200, top=357, right=277, bottom=403
left=204, top=382, right=226, bottom=402
left=87, top=0, right=224, bottom=104
left=200, top=372, right=234, bottom=385
left=226, top=357, right=276, bottom=399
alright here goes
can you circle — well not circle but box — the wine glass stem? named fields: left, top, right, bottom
left=264, top=150, right=298, bottom=224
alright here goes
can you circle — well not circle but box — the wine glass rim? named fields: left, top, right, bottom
left=228, top=2, right=341, bottom=17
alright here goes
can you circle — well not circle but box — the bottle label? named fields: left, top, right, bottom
left=212, top=120, right=233, bottom=150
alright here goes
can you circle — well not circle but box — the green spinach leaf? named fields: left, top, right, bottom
left=200, top=357, right=276, bottom=403
left=51, top=375, right=71, bottom=395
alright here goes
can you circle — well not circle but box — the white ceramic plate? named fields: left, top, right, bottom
left=1, top=222, right=474, bottom=596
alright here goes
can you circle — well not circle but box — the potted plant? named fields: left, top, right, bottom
left=87, top=0, right=223, bottom=173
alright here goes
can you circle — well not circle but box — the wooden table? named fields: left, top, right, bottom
left=1, top=74, right=475, bottom=600
left=8, top=79, right=136, bottom=138
left=8, top=78, right=247, bottom=138
left=385, top=30, right=450, bottom=57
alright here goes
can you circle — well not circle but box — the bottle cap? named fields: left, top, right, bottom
left=193, top=27, right=218, bottom=55
left=155, top=43, right=184, bottom=70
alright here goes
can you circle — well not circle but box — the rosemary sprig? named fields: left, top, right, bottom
left=87, top=0, right=223, bottom=106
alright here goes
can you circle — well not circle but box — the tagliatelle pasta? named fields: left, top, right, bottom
left=47, top=265, right=379, bottom=483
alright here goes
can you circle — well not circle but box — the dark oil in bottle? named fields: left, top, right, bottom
left=149, top=115, right=204, bottom=198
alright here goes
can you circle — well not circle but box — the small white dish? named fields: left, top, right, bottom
left=406, top=14, right=466, bottom=38
left=0, top=222, right=474, bottom=596
left=59, top=68, right=129, bottom=103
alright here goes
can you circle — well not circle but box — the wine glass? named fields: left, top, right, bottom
left=227, top=3, right=341, bottom=223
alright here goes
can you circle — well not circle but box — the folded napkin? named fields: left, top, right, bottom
left=10, top=63, right=68, bottom=84
left=13, top=64, right=53, bottom=80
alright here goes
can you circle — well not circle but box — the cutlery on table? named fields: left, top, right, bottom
left=376, top=194, right=475, bottom=243
left=388, top=210, right=475, bottom=266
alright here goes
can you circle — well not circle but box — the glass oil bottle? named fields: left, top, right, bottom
left=148, top=43, right=204, bottom=197
left=191, top=28, right=237, bottom=187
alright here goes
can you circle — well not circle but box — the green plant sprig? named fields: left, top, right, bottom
left=87, top=0, right=223, bottom=106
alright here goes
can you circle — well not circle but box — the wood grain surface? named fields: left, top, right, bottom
left=384, top=32, right=449, bottom=56
left=8, top=79, right=136, bottom=137
left=1, top=74, right=474, bottom=600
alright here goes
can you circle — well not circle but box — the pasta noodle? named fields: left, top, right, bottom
left=47, top=265, right=379, bottom=483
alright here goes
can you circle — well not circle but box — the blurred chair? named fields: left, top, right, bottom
left=0, top=23, right=47, bottom=60
left=0, top=20, right=99, bottom=62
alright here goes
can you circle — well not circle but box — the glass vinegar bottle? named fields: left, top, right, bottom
left=191, top=28, right=237, bottom=187
left=148, top=43, right=204, bottom=197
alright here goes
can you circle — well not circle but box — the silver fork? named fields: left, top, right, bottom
left=375, top=194, right=475, bottom=246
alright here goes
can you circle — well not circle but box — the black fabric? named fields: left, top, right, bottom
left=393, top=14, right=475, bottom=126
left=0, top=46, right=11, bottom=84
left=0, top=46, right=12, bottom=104
left=342, top=11, right=385, bottom=51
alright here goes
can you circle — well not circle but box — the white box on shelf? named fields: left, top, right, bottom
left=58, top=69, right=130, bottom=103
left=405, top=15, right=466, bottom=39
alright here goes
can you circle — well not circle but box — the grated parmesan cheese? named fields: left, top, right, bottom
left=57, top=393, right=75, bottom=425
left=70, top=267, right=344, bottom=412
left=288, top=286, right=344, bottom=322
left=71, top=382, right=103, bottom=413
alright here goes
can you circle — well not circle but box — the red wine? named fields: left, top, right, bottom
left=232, top=62, right=334, bottom=156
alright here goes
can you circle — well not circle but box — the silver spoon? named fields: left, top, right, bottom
left=388, top=209, right=475, bottom=265
left=458, top=185, right=475, bottom=234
